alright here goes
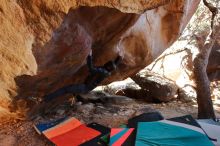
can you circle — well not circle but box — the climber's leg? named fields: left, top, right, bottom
left=44, top=84, right=90, bottom=102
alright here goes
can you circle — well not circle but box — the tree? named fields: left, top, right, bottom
left=193, top=0, right=219, bottom=118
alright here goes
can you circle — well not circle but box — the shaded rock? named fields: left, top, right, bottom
left=78, top=91, right=135, bottom=105
left=100, top=95, right=135, bottom=105
left=78, top=91, right=108, bottom=102
left=133, top=69, right=178, bottom=102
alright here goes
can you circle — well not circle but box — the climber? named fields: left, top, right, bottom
left=14, top=54, right=121, bottom=119
left=43, top=55, right=121, bottom=102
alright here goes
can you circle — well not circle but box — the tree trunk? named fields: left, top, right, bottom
left=193, top=0, right=219, bottom=119
left=193, top=41, right=216, bottom=119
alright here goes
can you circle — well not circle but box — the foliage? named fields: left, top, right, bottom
left=181, top=0, right=219, bottom=40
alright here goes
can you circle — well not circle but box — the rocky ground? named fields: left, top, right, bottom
left=0, top=94, right=219, bottom=146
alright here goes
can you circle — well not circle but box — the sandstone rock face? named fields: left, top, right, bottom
left=0, top=0, right=200, bottom=119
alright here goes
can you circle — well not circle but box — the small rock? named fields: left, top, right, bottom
left=180, top=106, right=186, bottom=110
left=76, top=103, right=94, bottom=113
left=177, top=100, right=182, bottom=104
left=120, top=109, right=135, bottom=116
left=75, top=102, right=82, bottom=106
left=162, top=103, right=166, bottom=106
left=57, top=109, right=65, bottom=115
left=95, top=103, right=103, bottom=106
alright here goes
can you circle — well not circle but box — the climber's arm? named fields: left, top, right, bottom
left=87, top=55, right=94, bottom=74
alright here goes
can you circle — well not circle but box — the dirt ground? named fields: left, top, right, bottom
left=0, top=97, right=219, bottom=146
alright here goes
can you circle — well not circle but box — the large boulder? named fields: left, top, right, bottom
left=102, top=78, right=158, bottom=102
left=0, top=0, right=200, bottom=119
left=133, top=70, right=178, bottom=102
